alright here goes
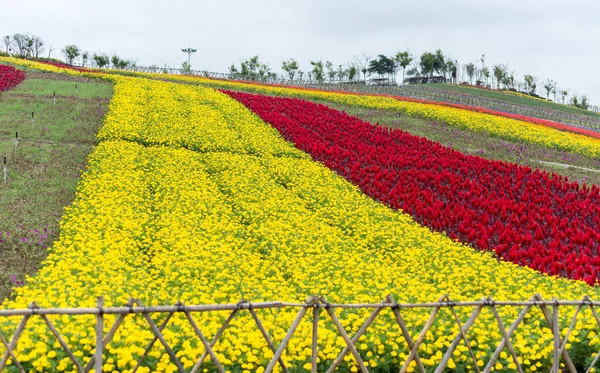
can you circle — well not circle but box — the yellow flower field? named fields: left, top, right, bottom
left=2, top=58, right=600, bottom=372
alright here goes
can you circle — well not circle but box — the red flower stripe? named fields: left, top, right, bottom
left=225, top=89, right=600, bottom=285
left=0, top=65, right=25, bottom=91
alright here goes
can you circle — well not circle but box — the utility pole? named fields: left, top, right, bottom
left=181, top=44, right=197, bottom=68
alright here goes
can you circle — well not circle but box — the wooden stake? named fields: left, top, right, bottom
left=95, top=297, right=103, bottom=373
left=264, top=297, right=311, bottom=373
left=311, top=296, right=318, bottom=373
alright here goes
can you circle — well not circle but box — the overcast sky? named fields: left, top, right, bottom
left=3, top=0, right=599, bottom=104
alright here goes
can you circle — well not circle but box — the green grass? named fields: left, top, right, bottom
left=0, top=67, right=112, bottom=301
left=429, top=83, right=600, bottom=118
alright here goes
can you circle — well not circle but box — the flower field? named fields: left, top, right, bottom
left=2, top=58, right=600, bottom=371
left=0, top=65, right=25, bottom=91
left=224, top=90, right=600, bottom=285
left=147, top=73, right=600, bottom=157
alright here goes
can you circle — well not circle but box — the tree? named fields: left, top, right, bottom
left=336, top=65, right=346, bottom=81
left=2, top=35, right=11, bottom=54
left=369, top=55, right=395, bottom=82
left=93, top=53, right=109, bottom=68
left=32, top=36, right=44, bottom=58
left=493, top=65, right=505, bottom=89
left=479, top=54, right=485, bottom=81
left=310, top=60, right=324, bottom=83
left=394, top=51, right=413, bottom=84
left=551, top=88, right=557, bottom=102
left=81, top=51, right=89, bottom=67
left=257, top=63, right=275, bottom=80
left=543, top=79, right=555, bottom=99
left=580, top=95, right=590, bottom=110
left=47, top=44, right=55, bottom=59
left=419, top=52, right=436, bottom=77
left=444, top=60, right=455, bottom=81
left=325, top=61, right=336, bottom=82
left=560, top=89, right=569, bottom=104
left=465, top=63, right=476, bottom=84
left=570, top=95, right=580, bottom=108
left=523, top=74, right=537, bottom=95
left=347, top=65, right=358, bottom=81
left=570, top=95, right=590, bottom=110
left=482, top=67, right=490, bottom=86
left=494, top=65, right=507, bottom=89
left=62, top=45, right=80, bottom=65
left=354, top=53, right=371, bottom=83
left=12, top=33, right=30, bottom=56
left=281, top=58, right=299, bottom=82
left=433, top=49, right=446, bottom=76
left=229, top=56, right=274, bottom=80
left=181, top=61, right=192, bottom=74
left=111, top=54, right=122, bottom=68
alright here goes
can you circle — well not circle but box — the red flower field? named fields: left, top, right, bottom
left=0, top=65, right=25, bottom=91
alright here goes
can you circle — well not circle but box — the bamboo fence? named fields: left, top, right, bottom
left=0, top=294, right=599, bottom=372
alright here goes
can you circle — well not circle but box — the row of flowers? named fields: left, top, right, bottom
left=225, top=90, right=600, bottom=285
left=0, top=64, right=25, bottom=91
left=140, top=73, right=600, bottom=157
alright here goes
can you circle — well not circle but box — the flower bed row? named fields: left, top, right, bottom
left=144, top=73, right=600, bottom=158
left=225, top=90, right=600, bottom=285
left=0, top=64, right=25, bottom=91
left=1, top=70, right=599, bottom=372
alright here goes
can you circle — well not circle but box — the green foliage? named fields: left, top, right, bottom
left=62, top=44, right=80, bottom=65
left=420, top=52, right=436, bottom=77
left=347, top=65, right=358, bottom=81
left=92, top=53, right=109, bottom=68
left=523, top=74, right=537, bottom=95
left=229, top=56, right=275, bottom=81
left=369, top=55, right=395, bottom=81
left=493, top=65, right=505, bottom=88
left=281, top=58, right=299, bottom=81
left=395, top=51, right=413, bottom=83
left=465, top=63, right=476, bottom=84
left=310, top=60, right=324, bottom=83
left=181, top=61, right=192, bottom=74
left=543, top=79, right=556, bottom=100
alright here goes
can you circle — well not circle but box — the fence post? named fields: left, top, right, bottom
left=95, top=296, right=104, bottom=373
left=311, top=296, right=319, bottom=373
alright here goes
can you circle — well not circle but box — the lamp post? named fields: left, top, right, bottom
left=181, top=47, right=197, bottom=68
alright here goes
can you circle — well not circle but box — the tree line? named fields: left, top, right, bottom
left=1, top=32, right=136, bottom=70
left=228, top=51, right=591, bottom=110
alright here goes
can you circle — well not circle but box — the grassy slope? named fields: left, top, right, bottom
left=0, top=68, right=112, bottom=300
left=429, top=83, right=600, bottom=118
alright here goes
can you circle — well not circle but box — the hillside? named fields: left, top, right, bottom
left=2, top=58, right=600, bottom=372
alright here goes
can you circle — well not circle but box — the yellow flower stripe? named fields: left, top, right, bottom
left=98, top=77, right=306, bottom=158
left=501, top=89, right=553, bottom=102
left=1, top=59, right=600, bottom=371
left=0, top=56, right=115, bottom=82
